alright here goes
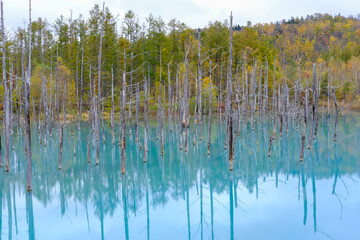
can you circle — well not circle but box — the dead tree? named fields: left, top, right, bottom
left=263, top=61, right=269, bottom=115
left=56, top=47, right=60, bottom=128
left=78, top=45, right=84, bottom=131
left=168, top=64, right=173, bottom=132
left=87, top=134, right=90, bottom=163
left=207, top=60, right=213, bottom=155
left=58, top=124, right=63, bottom=170
left=96, top=3, right=105, bottom=165
left=0, top=135, right=2, bottom=167
left=300, top=91, right=308, bottom=162
left=198, top=29, right=203, bottom=140
left=332, top=87, right=339, bottom=141
left=228, top=12, right=234, bottom=171
left=273, top=57, right=276, bottom=114
left=111, top=68, right=115, bottom=145
left=308, top=63, right=316, bottom=149
left=295, top=60, right=300, bottom=126
left=183, top=49, right=190, bottom=152
left=1, top=0, right=10, bottom=172
left=143, top=76, right=148, bottom=162
left=129, top=52, right=133, bottom=136
left=135, top=82, right=139, bottom=142
left=25, top=0, right=32, bottom=191
left=161, top=82, right=165, bottom=156
left=121, top=51, right=127, bottom=174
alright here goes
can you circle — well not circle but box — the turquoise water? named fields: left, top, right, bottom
left=1, top=114, right=360, bottom=240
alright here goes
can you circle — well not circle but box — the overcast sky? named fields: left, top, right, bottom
left=4, top=0, right=360, bottom=31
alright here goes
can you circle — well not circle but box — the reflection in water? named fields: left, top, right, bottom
left=0, top=115, right=359, bottom=239
left=26, top=192, right=35, bottom=240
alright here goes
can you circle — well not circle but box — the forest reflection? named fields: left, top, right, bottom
left=0, top=114, right=359, bottom=240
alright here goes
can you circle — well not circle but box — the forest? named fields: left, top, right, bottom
left=1, top=1, right=360, bottom=191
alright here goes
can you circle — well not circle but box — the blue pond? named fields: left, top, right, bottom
left=0, top=114, right=360, bottom=239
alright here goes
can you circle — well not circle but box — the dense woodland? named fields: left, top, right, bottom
left=1, top=1, right=360, bottom=191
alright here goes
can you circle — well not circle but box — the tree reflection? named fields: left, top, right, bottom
left=0, top=116, right=358, bottom=239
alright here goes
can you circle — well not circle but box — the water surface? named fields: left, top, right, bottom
left=1, top=114, right=360, bottom=240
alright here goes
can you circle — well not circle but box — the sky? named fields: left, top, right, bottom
left=4, top=0, right=360, bottom=31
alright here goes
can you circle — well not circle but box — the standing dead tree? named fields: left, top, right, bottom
left=332, top=87, right=339, bottom=141
left=300, top=87, right=309, bottom=162
left=198, top=29, right=203, bottom=141
left=207, top=60, right=213, bottom=155
left=96, top=3, right=105, bottom=166
left=143, top=76, right=149, bottom=162
left=227, top=12, right=234, bottom=171
left=308, top=63, right=316, bottom=149
left=25, top=0, right=32, bottom=191
left=111, top=68, right=115, bottom=145
left=1, top=0, right=10, bottom=172
left=121, top=51, right=127, bottom=174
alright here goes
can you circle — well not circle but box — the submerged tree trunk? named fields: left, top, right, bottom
left=184, top=52, right=189, bottom=152
left=25, top=0, right=32, bottom=191
left=143, top=76, right=148, bottom=162
left=208, top=60, right=212, bottom=155
left=121, top=51, right=127, bottom=174
left=135, top=83, right=139, bottom=142
left=96, top=3, right=104, bottom=165
left=1, top=1, right=10, bottom=172
left=168, top=64, right=172, bottom=132
left=332, top=87, right=339, bottom=141
left=87, top=134, right=90, bottom=163
left=228, top=12, right=234, bottom=171
left=58, top=124, right=63, bottom=170
left=198, top=29, right=203, bottom=141
left=0, top=134, right=2, bottom=167
left=300, top=91, right=308, bottom=162
left=111, top=68, right=115, bottom=145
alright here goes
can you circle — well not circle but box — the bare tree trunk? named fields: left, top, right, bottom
left=279, top=86, right=283, bottom=137
left=76, top=47, right=79, bottom=132
left=184, top=53, right=189, bottom=152
left=78, top=47, right=84, bottom=131
left=208, top=60, right=212, bottom=155
left=129, top=52, right=133, bottom=136
left=56, top=46, right=59, bottom=128
left=25, top=0, right=32, bottom=191
left=161, top=82, right=165, bottom=156
left=258, top=67, right=262, bottom=120
left=157, top=86, right=161, bottom=140
left=327, top=66, right=330, bottom=117
left=168, top=64, right=173, bottom=132
left=300, top=90, right=308, bottom=162
left=121, top=51, right=127, bottom=174
left=96, top=3, right=104, bottom=166
left=58, top=124, right=63, bottom=170
left=267, top=136, right=272, bottom=157
left=1, top=1, right=10, bottom=172
left=193, top=87, right=197, bottom=145
left=0, top=134, right=2, bottom=167
left=87, top=134, right=90, bottom=163
left=135, top=83, right=139, bottom=142
left=313, top=66, right=320, bottom=140
left=111, top=68, right=115, bottom=145
left=143, top=76, right=148, bottom=162
left=295, top=60, right=300, bottom=127
left=228, top=12, right=234, bottom=171
left=198, top=29, right=202, bottom=141
left=263, top=61, right=269, bottom=115
left=308, top=63, right=316, bottom=149
left=332, top=87, right=338, bottom=141
left=174, top=68, right=179, bottom=130
left=273, top=57, right=276, bottom=114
